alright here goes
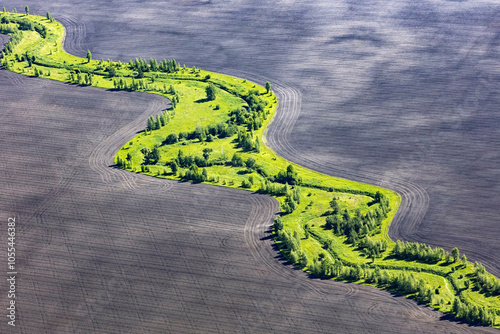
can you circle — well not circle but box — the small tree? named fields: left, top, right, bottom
left=87, top=50, right=92, bottom=63
left=451, top=247, right=459, bottom=263
left=3, top=6, right=6, bottom=13
left=205, top=83, right=216, bottom=101
left=245, top=157, right=256, bottom=170
left=25, top=5, right=29, bottom=15
left=265, top=81, right=271, bottom=94
left=202, top=148, right=212, bottom=161
left=461, top=254, right=467, bottom=267
left=329, top=197, right=340, bottom=214
left=170, top=161, right=178, bottom=175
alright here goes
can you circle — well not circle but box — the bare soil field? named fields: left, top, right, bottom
left=1, top=0, right=500, bottom=332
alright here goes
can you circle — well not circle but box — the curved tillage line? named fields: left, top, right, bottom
left=87, top=91, right=171, bottom=190
left=57, top=14, right=88, bottom=57
left=225, top=68, right=430, bottom=246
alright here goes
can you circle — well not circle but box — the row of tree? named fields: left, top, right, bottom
left=68, top=71, right=94, bottom=86
left=392, top=240, right=450, bottom=264
left=146, top=110, right=170, bottom=131
left=474, top=262, right=500, bottom=296
left=128, top=57, right=180, bottom=74
left=452, top=297, right=496, bottom=326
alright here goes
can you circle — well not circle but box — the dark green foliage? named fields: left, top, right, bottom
left=205, top=83, right=216, bottom=101
left=282, top=185, right=301, bottom=214
left=452, top=247, right=460, bottom=262
left=241, top=178, right=252, bottom=188
left=258, top=179, right=288, bottom=196
left=329, top=197, right=340, bottom=214
left=245, top=157, right=256, bottom=170
left=231, top=153, right=244, bottom=167
left=106, top=66, right=116, bottom=77
left=273, top=217, right=283, bottom=233
left=2, top=16, right=47, bottom=38
left=182, top=164, right=207, bottom=183
left=265, top=81, right=271, bottom=94
left=164, top=133, right=178, bottom=145
left=170, top=161, right=178, bottom=175
left=271, top=164, right=301, bottom=185
left=452, top=297, right=496, bottom=326
left=25, top=5, right=29, bottom=16
left=202, top=148, right=212, bottom=161
left=141, top=146, right=160, bottom=165
left=87, top=50, right=91, bottom=63
left=474, top=262, right=500, bottom=296
left=236, top=129, right=260, bottom=152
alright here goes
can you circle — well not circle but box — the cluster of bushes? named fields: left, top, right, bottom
left=68, top=71, right=93, bottom=86
left=258, top=180, right=290, bottom=196
left=325, top=205, right=386, bottom=245
left=270, top=164, right=301, bottom=185
left=236, top=129, right=261, bottom=152
left=116, top=156, right=132, bottom=169
left=0, top=15, right=47, bottom=38
left=141, top=147, right=161, bottom=165
left=474, top=262, right=500, bottom=296
left=175, top=150, right=203, bottom=168
left=244, top=89, right=269, bottom=113
left=180, top=164, right=208, bottom=183
left=392, top=240, right=449, bottom=264
left=282, top=185, right=301, bottom=214
left=452, top=297, right=496, bottom=326
left=146, top=110, right=170, bottom=131
left=229, top=107, right=265, bottom=131
left=359, top=235, right=388, bottom=259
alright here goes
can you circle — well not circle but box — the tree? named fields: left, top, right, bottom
left=205, top=83, right=216, bottom=101
left=3, top=6, right=6, bottom=13
left=452, top=247, right=460, bottom=262
left=265, top=81, right=271, bottom=94
left=106, top=66, right=116, bottom=78
left=25, top=5, right=29, bottom=15
left=202, top=148, right=213, bottom=161
left=461, top=254, right=467, bottom=267
left=231, top=153, right=244, bottom=167
left=170, top=161, right=178, bottom=175
left=245, top=157, right=256, bottom=170
left=329, top=197, right=340, bottom=214
left=87, top=50, right=92, bottom=63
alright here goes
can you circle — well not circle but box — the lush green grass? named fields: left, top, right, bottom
left=1, top=11, right=499, bottom=328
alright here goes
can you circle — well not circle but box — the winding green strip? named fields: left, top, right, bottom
left=1, top=11, right=499, bottom=328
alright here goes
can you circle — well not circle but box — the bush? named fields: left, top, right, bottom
left=164, top=133, right=178, bottom=145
